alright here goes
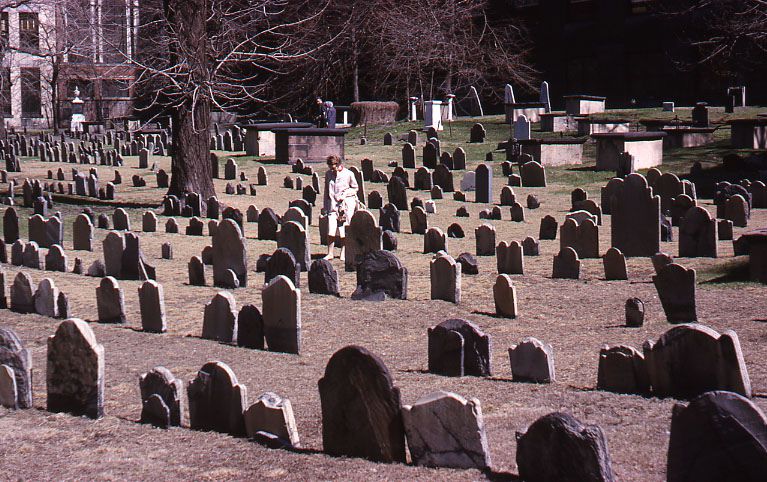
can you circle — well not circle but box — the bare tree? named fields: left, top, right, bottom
left=369, top=0, right=536, bottom=102
left=658, top=0, right=767, bottom=77
left=99, top=0, right=327, bottom=199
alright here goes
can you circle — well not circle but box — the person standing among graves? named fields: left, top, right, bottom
left=324, top=101, right=337, bottom=129
left=323, top=155, right=359, bottom=261
left=311, top=97, right=327, bottom=127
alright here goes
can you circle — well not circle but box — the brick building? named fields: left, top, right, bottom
left=0, top=0, right=139, bottom=130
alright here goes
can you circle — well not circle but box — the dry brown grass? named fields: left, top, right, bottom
left=0, top=117, right=766, bottom=481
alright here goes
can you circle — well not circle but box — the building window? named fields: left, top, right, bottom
left=1, top=13, right=9, bottom=45
left=19, top=12, right=39, bottom=51
left=0, top=68, right=10, bottom=117
left=21, top=68, right=41, bottom=118
left=102, top=79, right=130, bottom=98
left=101, top=0, right=128, bottom=63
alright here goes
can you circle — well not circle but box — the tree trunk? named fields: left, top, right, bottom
left=165, top=0, right=215, bottom=199
left=352, top=34, right=360, bottom=102
left=169, top=99, right=214, bottom=199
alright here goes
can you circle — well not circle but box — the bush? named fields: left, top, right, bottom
left=350, top=101, right=400, bottom=126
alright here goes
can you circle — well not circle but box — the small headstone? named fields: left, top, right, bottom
left=602, top=247, right=628, bottom=280
left=509, top=337, right=555, bottom=383
left=597, top=345, right=650, bottom=395
left=456, top=252, right=479, bottom=275
left=308, top=259, right=340, bottom=296
left=139, top=367, right=183, bottom=428
left=552, top=247, right=580, bottom=279
left=244, top=392, right=301, bottom=448
left=539, top=215, right=558, bottom=240
left=430, top=252, right=461, bottom=303
left=475, top=224, right=496, bottom=256
left=493, top=274, right=518, bottom=318
left=402, top=391, right=491, bottom=469
left=625, top=298, right=645, bottom=327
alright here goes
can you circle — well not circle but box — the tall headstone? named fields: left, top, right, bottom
left=318, top=346, right=406, bottom=463
left=201, top=291, right=238, bottom=343
left=262, top=275, right=301, bottom=354
left=652, top=263, right=697, bottom=323
left=0, top=327, right=32, bottom=409
left=475, top=164, right=492, bottom=204
left=46, top=319, right=105, bottom=419
left=138, top=280, right=167, bottom=333
left=187, top=361, right=247, bottom=436
left=212, top=219, right=248, bottom=288
left=611, top=174, right=660, bottom=257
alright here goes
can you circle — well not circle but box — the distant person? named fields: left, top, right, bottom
left=325, top=101, right=336, bottom=129
left=311, top=97, right=327, bottom=127
left=323, top=155, right=359, bottom=261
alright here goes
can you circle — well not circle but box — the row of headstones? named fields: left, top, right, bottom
left=210, top=128, right=244, bottom=152
left=200, top=275, right=300, bottom=353
left=41, top=142, right=125, bottom=167
left=4, top=271, right=69, bottom=318
left=2, top=321, right=764, bottom=477
left=426, top=313, right=750, bottom=402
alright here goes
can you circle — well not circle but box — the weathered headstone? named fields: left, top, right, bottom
left=652, top=263, right=697, bottom=323
left=509, top=337, right=555, bottom=383
left=308, top=259, right=340, bottom=296
left=187, top=361, right=247, bottom=436
left=201, top=291, right=238, bottom=343
left=262, top=275, right=301, bottom=354
left=667, top=391, right=767, bottom=482
left=318, top=345, right=406, bottom=463
left=597, top=344, right=649, bottom=395
left=643, top=324, right=751, bottom=398
left=516, top=412, right=615, bottom=482
left=244, top=392, right=301, bottom=447
left=212, top=219, right=248, bottom=288
left=475, top=224, right=496, bottom=256
left=96, top=276, right=126, bottom=324
left=351, top=250, right=408, bottom=300
left=47, top=319, right=105, bottom=419
left=138, top=280, right=167, bottom=333
left=0, top=327, right=32, bottom=408
left=139, top=366, right=183, bottom=428
left=402, top=391, right=491, bottom=469
left=428, top=319, right=491, bottom=377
